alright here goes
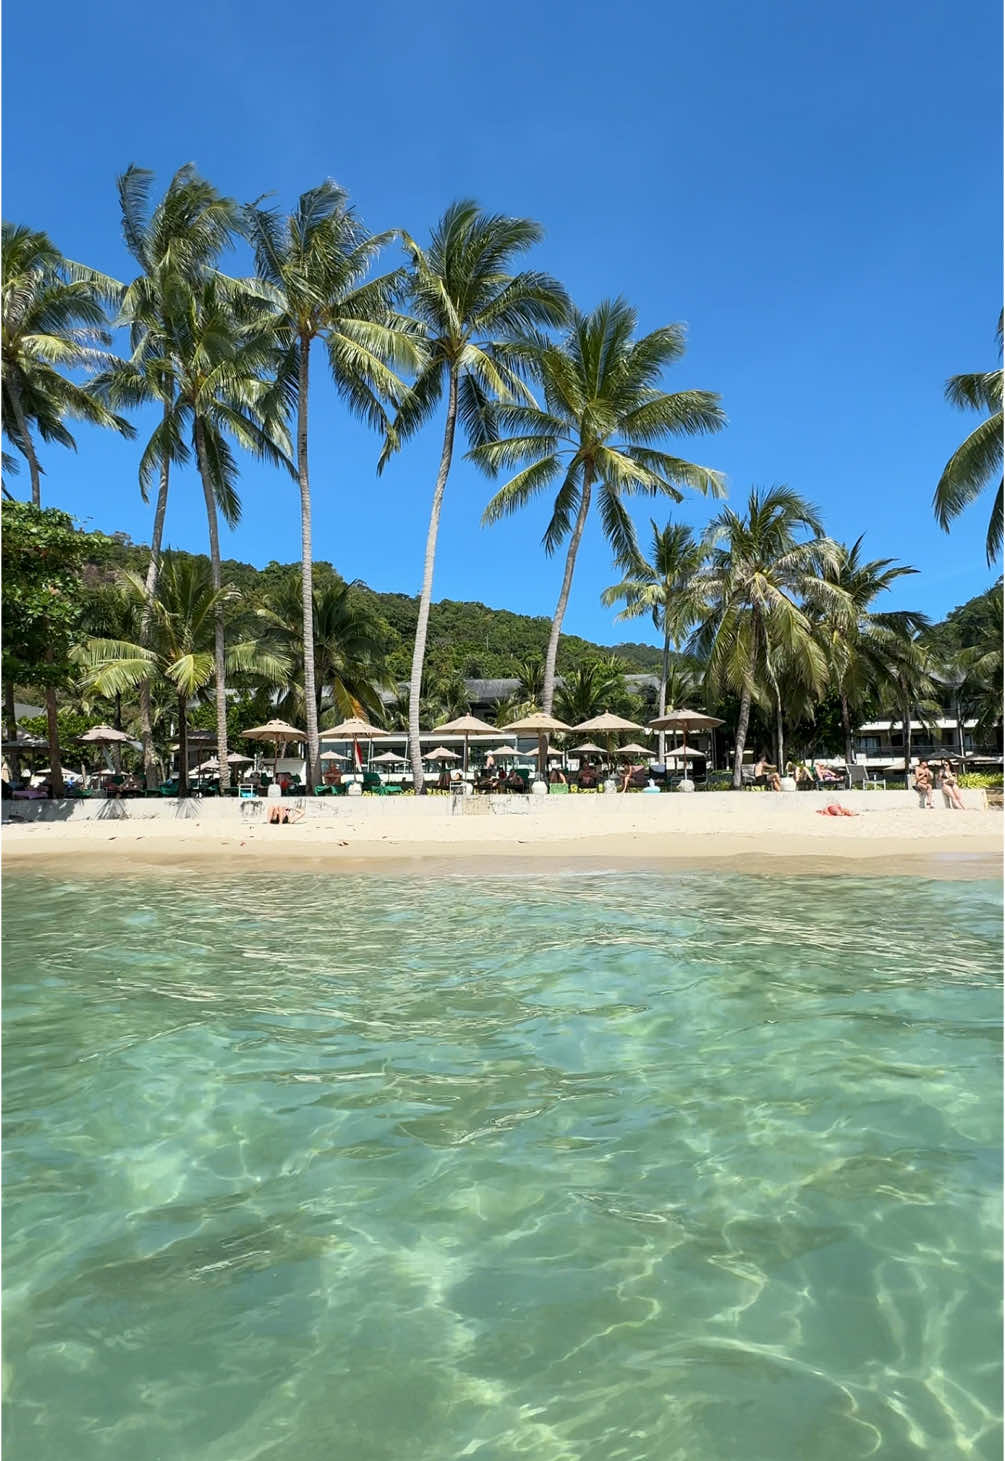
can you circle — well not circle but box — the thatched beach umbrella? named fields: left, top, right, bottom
left=422, top=746, right=460, bottom=761
left=649, top=708, right=723, bottom=764
left=78, top=722, right=137, bottom=776
left=616, top=742, right=652, bottom=757
left=320, top=750, right=347, bottom=762
left=498, top=711, right=572, bottom=778
left=325, top=715, right=384, bottom=773
left=242, top=719, right=306, bottom=778
left=431, top=713, right=496, bottom=773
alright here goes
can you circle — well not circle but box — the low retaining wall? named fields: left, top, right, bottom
left=2, top=786, right=988, bottom=825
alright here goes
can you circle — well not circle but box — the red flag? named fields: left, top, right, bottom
left=353, top=738, right=363, bottom=772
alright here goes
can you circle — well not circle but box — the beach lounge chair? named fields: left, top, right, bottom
left=849, top=763, right=886, bottom=791
left=549, top=781, right=570, bottom=794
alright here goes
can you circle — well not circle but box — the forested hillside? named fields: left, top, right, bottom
left=78, top=531, right=666, bottom=680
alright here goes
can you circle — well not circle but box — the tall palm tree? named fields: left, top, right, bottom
left=602, top=518, right=708, bottom=759
left=2, top=223, right=133, bottom=792
left=1, top=223, right=132, bottom=504
left=244, top=182, right=422, bottom=789
left=378, top=201, right=569, bottom=792
left=476, top=299, right=725, bottom=714
left=113, top=164, right=239, bottom=784
left=695, top=487, right=849, bottom=785
left=75, top=557, right=287, bottom=796
left=258, top=573, right=389, bottom=735
left=934, top=313, right=1003, bottom=564
left=97, top=277, right=293, bottom=789
left=813, top=537, right=926, bottom=762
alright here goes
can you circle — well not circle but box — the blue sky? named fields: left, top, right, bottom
left=3, top=0, right=1001, bottom=644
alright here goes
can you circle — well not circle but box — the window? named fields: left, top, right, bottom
left=890, top=731, right=903, bottom=748
left=859, top=736, right=880, bottom=752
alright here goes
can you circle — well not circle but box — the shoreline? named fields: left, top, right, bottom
left=3, top=811, right=1001, bottom=882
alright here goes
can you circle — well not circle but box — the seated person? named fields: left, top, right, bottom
left=323, top=766, right=342, bottom=786
left=940, top=761, right=966, bottom=811
left=767, top=771, right=782, bottom=792
left=549, top=767, right=567, bottom=785
left=577, top=766, right=598, bottom=790
left=474, top=770, right=498, bottom=792
left=506, top=769, right=527, bottom=792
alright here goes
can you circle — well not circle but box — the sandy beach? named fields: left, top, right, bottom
left=3, top=794, right=1001, bottom=879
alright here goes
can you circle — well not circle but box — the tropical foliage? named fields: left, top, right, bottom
left=476, top=298, right=725, bottom=713
left=934, top=313, right=1003, bottom=564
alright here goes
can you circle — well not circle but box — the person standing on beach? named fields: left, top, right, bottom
left=914, top=760, right=934, bottom=808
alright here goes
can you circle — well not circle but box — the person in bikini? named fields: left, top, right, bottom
left=268, top=804, right=304, bottom=824
left=939, top=761, right=966, bottom=811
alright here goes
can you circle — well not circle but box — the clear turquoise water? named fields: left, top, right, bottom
left=3, top=868, right=1001, bottom=1461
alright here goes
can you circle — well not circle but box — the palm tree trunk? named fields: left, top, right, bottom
left=194, top=421, right=230, bottom=791
left=732, top=684, right=752, bottom=789
left=542, top=473, right=592, bottom=714
left=657, top=623, right=670, bottom=764
left=762, top=633, right=784, bottom=770
left=44, top=677, right=64, bottom=795
left=8, top=377, right=42, bottom=507
left=841, top=692, right=853, bottom=766
left=177, top=695, right=189, bottom=797
left=139, top=404, right=172, bottom=788
left=4, top=678, right=21, bottom=786
left=408, top=369, right=458, bottom=794
left=297, top=337, right=321, bottom=791
left=903, top=695, right=913, bottom=782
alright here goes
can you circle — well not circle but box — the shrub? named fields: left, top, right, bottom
left=958, top=771, right=1003, bottom=790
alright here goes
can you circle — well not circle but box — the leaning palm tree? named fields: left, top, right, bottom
left=695, top=487, right=850, bottom=785
left=378, top=201, right=569, bottom=791
left=244, top=182, right=422, bottom=789
left=113, top=164, right=239, bottom=784
left=97, top=276, right=293, bottom=789
left=934, top=313, right=1003, bottom=564
left=74, top=557, right=287, bottom=796
left=812, top=537, right=927, bottom=762
left=477, top=299, right=725, bottom=714
left=602, top=518, right=708, bottom=760
left=2, top=223, right=133, bottom=792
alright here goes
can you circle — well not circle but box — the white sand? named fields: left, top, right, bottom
left=3, top=794, right=1001, bottom=879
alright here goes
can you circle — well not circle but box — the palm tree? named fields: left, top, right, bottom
left=696, top=487, right=849, bottom=785
left=879, top=631, right=940, bottom=775
left=97, top=276, right=293, bottom=790
left=379, top=201, right=569, bottom=792
left=2, top=224, right=133, bottom=792
left=813, top=537, right=927, bottom=762
left=244, top=182, right=422, bottom=789
left=553, top=659, right=634, bottom=726
left=113, top=164, right=239, bottom=785
left=75, top=557, right=287, bottom=796
left=258, top=572, right=389, bottom=734
left=477, top=299, right=725, bottom=715
left=934, top=313, right=1003, bottom=564
left=2, top=223, right=132, bottom=505
left=602, top=518, right=707, bottom=760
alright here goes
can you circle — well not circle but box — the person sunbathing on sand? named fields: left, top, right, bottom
left=816, top=803, right=859, bottom=817
left=268, top=804, right=304, bottom=825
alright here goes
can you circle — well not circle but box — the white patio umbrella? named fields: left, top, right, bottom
left=649, top=708, right=723, bottom=764
left=573, top=712, right=644, bottom=734
left=325, top=715, right=384, bottom=772
left=320, top=750, right=347, bottom=761
left=498, top=712, right=572, bottom=777
left=372, top=750, right=406, bottom=765
left=242, top=719, right=306, bottom=778
left=431, top=713, right=497, bottom=773
left=615, top=742, right=653, bottom=757
left=422, top=747, right=460, bottom=761
left=78, top=723, right=137, bottom=776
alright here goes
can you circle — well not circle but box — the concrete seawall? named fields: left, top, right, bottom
left=2, top=787, right=989, bottom=825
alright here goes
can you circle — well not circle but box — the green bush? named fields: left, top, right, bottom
left=958, top=772, right=1003, bottom=790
